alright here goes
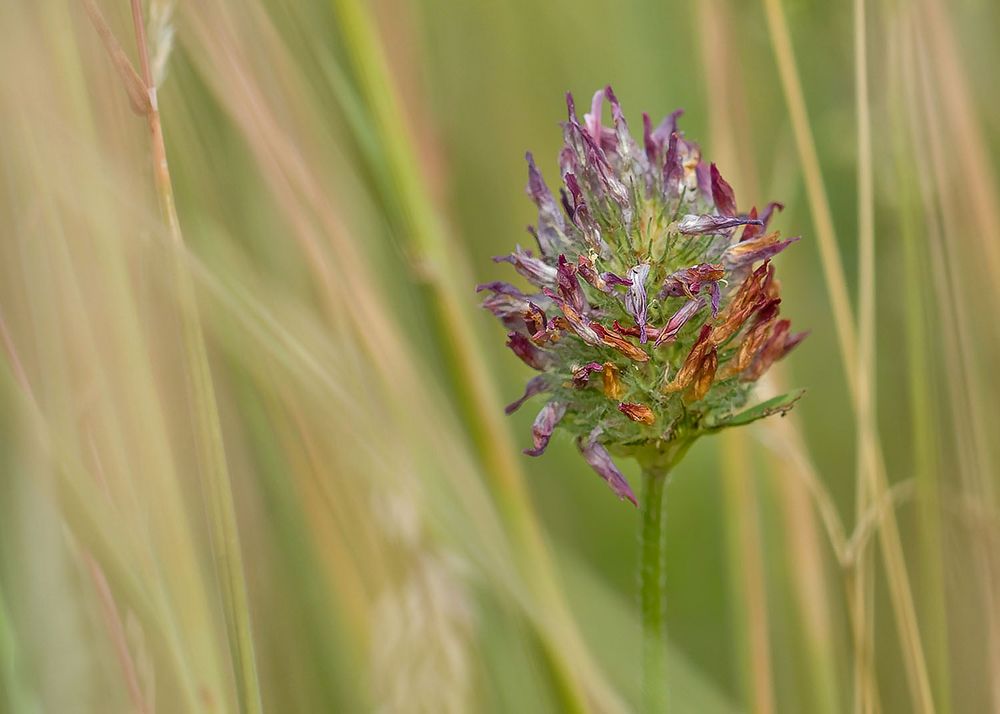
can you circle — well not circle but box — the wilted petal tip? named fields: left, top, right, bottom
left=523, top=401, right=567, bottom=457
left=578, top=428, right=638, bottom=506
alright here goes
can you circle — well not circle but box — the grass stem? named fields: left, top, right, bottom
left=326, top=1, right=622, bottom=710
left=763, top=2, right=935, bottom=710
left=81, top=2, right=265, bottom=710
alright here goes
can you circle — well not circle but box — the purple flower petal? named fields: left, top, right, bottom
left=583, top=89, right=616, bottom=152
left=605, top=86, right=646, bottom=176
left=723, top=234, right=800, bottom=268
left=506, top=331, right=551, bottom=370
left=477, top=281, right=534, bottom=329
left=563, top=172, right=605, bottom=253
left=559, top=188, right=574, bottom=222
left=651, top=109, right=684, bottom=149
left=710, top=163, right=737, bottom=217
left=476, top=281, right=526, bottom=298
left=558, top=144, right=579, bottom=180
left=740, top=202, right=785, bottom=243
left=571, top=361, right=604, bottom=387
left=759, top=201, right=784, bottom=230
left=695, top=161, right=712, bottom=204
left=743, top=319, right=807, bottom=381
left=654, top=298, right=706, bottom=347
left=524, top=401, right=568, bottom=457
left=544, top=288, right=603, bottom=346
left=577, top=427, right=637, bottom=506
left=564, top=110, right=632, bottom=223
left=585, top=89, right=603, bottom=143
left=707, top=282, right=721, bottom=317
left=642, top=113, right=657, bottom=163
left=663, top=131, right=683, bottom=199
left=556, top=254, right=586, bottom=313
left=624, top=263, right=651, bottom=343
left=659, top=263, right=724, bottom=317
left=676, top=214, right=763, bottom=235
left=494, top=246, right=558, bottom=287
left=601, top=271, right=633, bottom=288
left=505, top=375, right=549, bottom=415
left=525, top=152, right=568, bottom=258
left=782, top=329, right=810, bottom=358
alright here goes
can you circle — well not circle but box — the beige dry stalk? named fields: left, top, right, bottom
left=695, top=2, right=776, bottom=710
left=80, top=1, right=262, bottom=711
left=763, top=0, right=935, bottom=710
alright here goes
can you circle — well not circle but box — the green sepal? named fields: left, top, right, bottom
left=704, top=389, right=805, bottom=431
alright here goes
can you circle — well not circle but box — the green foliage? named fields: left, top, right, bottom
left=706, top=389, right=805, bottom=430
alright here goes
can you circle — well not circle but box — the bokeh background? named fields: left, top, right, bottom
left=1, top=0, right=999, bottom=712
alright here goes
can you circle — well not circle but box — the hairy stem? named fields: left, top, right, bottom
left=640, top=465, right=669, bottom=714
left=635, top=439, right=696, bottom=714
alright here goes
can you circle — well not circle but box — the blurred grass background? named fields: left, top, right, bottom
left=1, top=0, right=999, bottom=712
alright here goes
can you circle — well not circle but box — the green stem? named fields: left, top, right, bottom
left=640, top=464, right=670, bottom=714
left=634, top=439, right=695, bottom=714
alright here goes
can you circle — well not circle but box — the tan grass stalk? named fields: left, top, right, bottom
left=884, top=11, right=952, bottom=711
left=83, top=553, right=153, bottom=714
left=4, top=61, right=227, bottom=706
left=905, top=13, right=1000, bottom=709
left=721, top=432, right=775, bottom=714
left=918, top=0, right=1000, bottom=311
left=1, top=306, right=203, bottom=711
left=764, top=419, right=843, bottom=714
left=761, top=0, right=857, bottom=395
left=853, top=0, right=880, bottom=710
left=696, top=3, right=775, bottom=709
left=763, top=0, right=935, bottom=710
left=81, top=1, right=262, bottom=710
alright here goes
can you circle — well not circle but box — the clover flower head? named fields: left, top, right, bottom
left=478, top=87, right=808, bottom=505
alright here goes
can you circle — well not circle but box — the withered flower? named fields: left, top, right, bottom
left=619, top=402, right=656, bottom=425
left=479, top=87, right=806, bottom=506
left=601, top=361, right=624, bottom=400
left=570, top=361, right=604, bottom=387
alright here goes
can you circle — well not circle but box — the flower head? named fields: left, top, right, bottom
left=479, top=87, right=807, bottom=505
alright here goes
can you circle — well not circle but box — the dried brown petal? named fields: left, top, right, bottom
left=593, top=323, right=650, bottom=362
left=718, top=317, right=775, bottom=380
left=685, top=348, right=718, bottom=402
left=544, top=289, right=603, bottom=346
left=654, top=298, right=705, bottom=347
left=602, top=361, right=624, bottom=399
left=663, top=324, right=713, bottom=393
left=742, top=320, right=807, bottom=382
left=711, top=263, right=774, bottom=345
left=723, top=231, right=800, bottom=268
left=618, top=402, right=656, bottom=425
left=522, top=301, right=547, bottom=337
